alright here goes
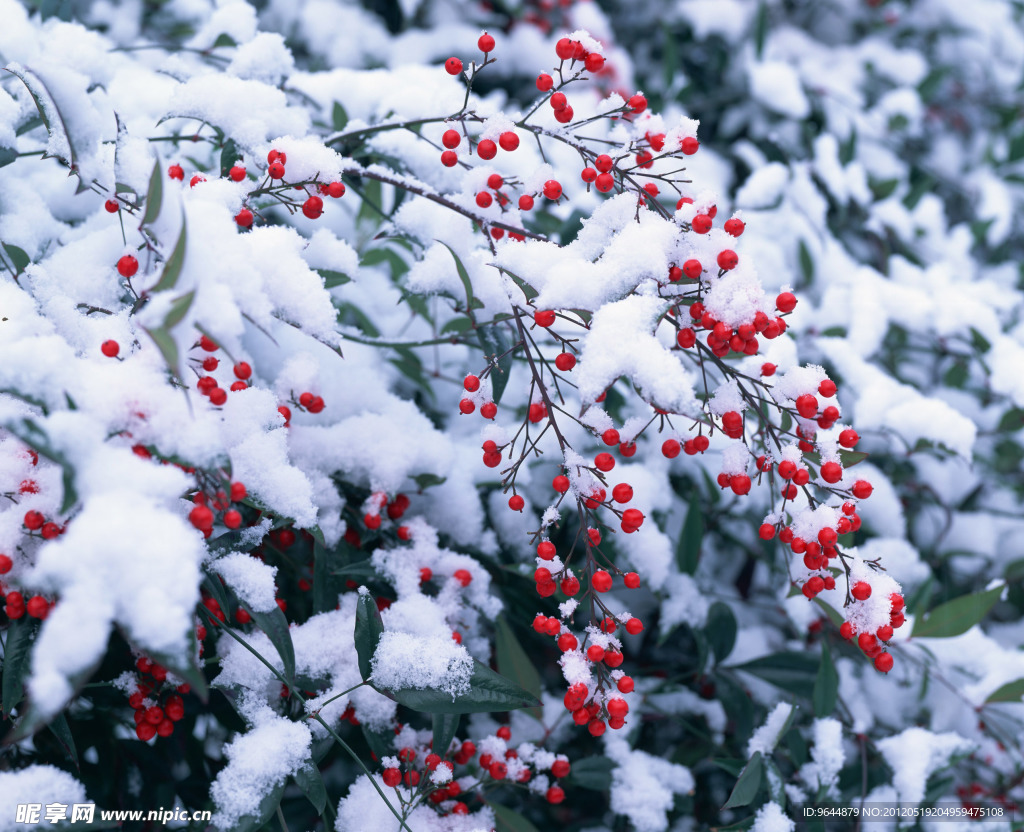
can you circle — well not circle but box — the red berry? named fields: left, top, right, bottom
left=499, top=131, right=519, bottom=151
left=543, top=180, right=562, bottom=200
left=717, top=250, right=739, bottom=270
left=662, top=439, right=681, bottom=458
left=480, top=402, right=497, bottom=419
left=100, top=339, right=121, bottom=358
left=546, top=786, right=565, bottom=804
left=852, top=480, right=873, bottom=499
left=268, top=161, right=285, bottom=179
left=627, top=94, right=647, bottom=113
left=586, top=644, right=605, bottom=662
left=555, top=352, right=576, bottom=371
left=555, top=38, right=575, bottom=60
left=692, top=214, right=712, bottom=234
left=464, top=374, right=480, bottom=392
left=776, top=292, right=797, bottom=313
left=552, top=475, right=570, bottom=493
left=302, top=196, right=324, bottom=219
left=612, top=483, right=633, bottom=504
left=26, top=595, right=48, bottom=619
left=723, top=218, right=745, bottom=236
left=223, top=510, right=242, bottom=530
left=592, top=570, right=612, bottom=592
left=117, top=255, right=138, bottom=278
left=625, top=617, right=643, bottom=635
left=681, top=137, right=699, bottom=155
left=383, top=768, right=402, bottom=788
left=228, top=165, right=246, bottom=182
left=136, top=722, right=156, bottom=741
left=874, top=652, right=894, bottom=673
left=820, top=461, right=843, bottom=483
left=168, top=164, right=184, bottom=180
left=537, top=541, right=556, bottom=560
left=104, top=199, right=120, bottom=213
left=588, top=719, right=606, bottom=737
left=759, top=523, right=776, bottom=540
left=445, top=57, right=463, bottom=75
left=839, top=429, right=860, bottom=448
left=534, top=310, right=556, bottom=327
left=536, top=73, right=554, bottom=91
left=454, top=569, right=472, bottom=587
left=478, top=32, right=495, bottom=53
left=267, top=149, right=287, bottom=165
left=594, top=452, right=615, bottom=472
left=851, top=581, right=872, bottom=601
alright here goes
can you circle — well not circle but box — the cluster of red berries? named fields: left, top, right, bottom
left=839, top=587, right=906, bottom=673
left=191, top=336, right=252, bottom=405
left=2, top=587, right=51, bottom=620
left=188, top=480, right=247, bottom=538
left=129, top=656, right=189, bottom=741
left=676, top=290, right=791, bottom=360
left=379, top=724, right=572, bottom=813
left=362, top=491, right=411, bottom=532
left=457, top=374, right=497, bottom=419
left=23, top=509, right=64, bottom=540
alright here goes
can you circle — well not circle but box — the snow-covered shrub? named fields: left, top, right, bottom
left=0, top=1, right=1021, bottom=831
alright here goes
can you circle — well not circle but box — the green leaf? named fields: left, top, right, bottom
left=386, top=659, right=541, bottom=714
left=753, top=1, right=768, bottom=59
left=2, top=243, right=30, bottom=275
left=812, top=641, right=838, bottom=717
left=437, top=241, right=478, bottom=315
left=492, top=804, right=541, bottom=832
left=912, top=583, right=1004, bottom=639
left=317, top=268, right=351, bottom=288
left=840, top=450, right=869, bottom=467
left=219, top=138, right=238, bottom=178
left=412, top=472, right=447, bottom=490
left=6, top=64, right=75, bottom=170
left=164, top=289, right=195, bottom=330
left=247, top=604, right=296, bottom=683
left=798, top=239, right=814, bottom=284
left=870, top=177, right=900, bottom=201
left=432, top=712, right=460, bottom=759
left=477, top=323, right=514, bottom=405
left=212, top=33, right=238, bottom=48
left=565, top=756, right=615, bottom=791
left=729, top=652, right=819, bottom=696
left=494, top=616, right=543, bottom=720
left=985, top=678, right=1024, bottom=704
left=141, top=160, right=163, bottom=227
left=294, top=759, right=327, bottom=815
left=813, top=598, right=845, bottom=630
left=503, top=269, right=538, bottom=302
left=150, top=214, right=187, bottom=293
left=706, top=602, right=737, bottom=664
left=722, top=751, right=763, bottom=810
left=3, top=418, right=78, bottom=514
left=676, top=499, right=703, bottom=575
left=1, top=617, right=37, bottom=715
left=332, top=101, right=348, bottom=132
left=47, top=712, right=79, bottom=769
left=223, top=779, right=284, bottom=832
left=0, top=146, right=17, bottom=168
left=440, top=317, right=473, bottom=335
left=362, top=722, right=395, bottom=763
left=354, top=590, right=385, bottom=682
left=145, top=325, right=181, bottom=380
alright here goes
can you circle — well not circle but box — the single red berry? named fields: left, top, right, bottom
left=534, top=309, right=556, bottom=327
left=209, top=388, right=227, bottom=406
left=543, top=180, right=562, bottom=200
left=623, top=571, right=640, bottom=589
left=268, top=161, right=285, bottom=179
left=518, top=194, right=535, bottom=211
left=480, top=402, right=497, bottom=419
left=554, top=352, right=576, bottom=371
left=454, top=569, right=472, bottom=587
left=552, top=475, right=570, bottom=493
left=692, top=214, right=712, bottom=234
left=876, top=624, right=894, bottom=641
left=478, top=32, right=495, bottom=53
left=717, top=250, right=739, bottom=270
left=536, top=73, right=554, bottom=91
left=588, top=719, right=606, bottom=737
left=592, top=570, right=612, bottom=592
left=625, top=617, right=643, bottom=635
left=776, top=292, right=797, bottom=313
left=874, top=652, right=894, bottom=673
left=662, top=439, right=681, bottom=458
left=759, top=523, right=776, bottom=540
left=681, top=136, right=699, bottom=155
left=302, top=196, right=324, bottom=219
left=546, top=786, right=566, bottom=804
left=26, top=595, right=49, bottom=619
left=499, top=131, right=519, bottom=151
left=627, top=94, right=647, bottom=113
left=117, top=255, right=138, bottom=278
left=445, top=57, right=463, bottom=75
left=852, top=480, right=873, bottom=499
left=383, top=768, right=402, bottom=788
left=555, top=37, right=575, bottom=60
left=839, top=429, right=860, bottom=448
left=267, top=149, right=287, bottom=165
left=168, top=164, right=184, bottom=180
left=136, top=722, right=156, bottom=741
left=463, top=374, right=480, bottom=392
left=820, top=461, right=843, bottom=483
left=229, top=165, right=246, bottom=182
left=223, top=509, right=242, bottom=530
left=796, top=393, right=818, bottom=418
left=24, top=510, right=45, bottom=531
left=235, top=208, right=253, bottom=228
left=594, top=452, right=615, bottom=472
left=851, top=581, right=872, bottom=601
left=104, top=199, right=120, bottom=213
left=477, top=139, right=497, bottom=160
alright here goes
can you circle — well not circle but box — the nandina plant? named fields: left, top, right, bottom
left=0, top=3, right=1018, bottom=831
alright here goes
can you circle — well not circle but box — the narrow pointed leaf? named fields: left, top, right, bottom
left=150, top=214, right=187, bottom=293
left=432, top=712, right=460, bottom=759
left=912, top=583, right=1005, bottom=639
left=354, top=590, right=384, bottom=682
left=141, top=160, right=163, bottom=226
left=722, top=751, right=763, bottom=810
left=812, top=641, right=838, bottom=716
left=494, top=616, right=543, bottom=720
left=387, top=660, right=541, bottom=714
